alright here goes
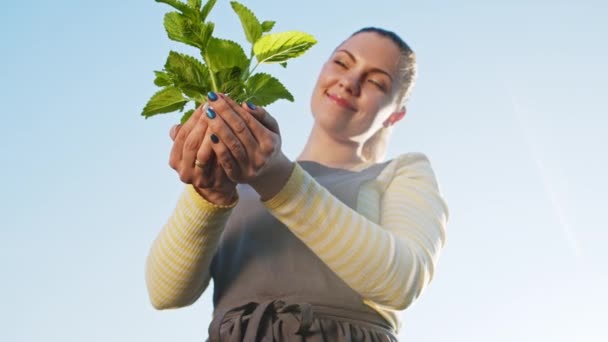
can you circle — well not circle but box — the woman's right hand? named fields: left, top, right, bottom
left=169, top=104, right=237, bottom=206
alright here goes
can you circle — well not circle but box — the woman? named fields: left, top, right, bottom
left=146, top=27, right=449, bottom=341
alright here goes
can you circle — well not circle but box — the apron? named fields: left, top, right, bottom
left=208, top=160, right=397, bottom=341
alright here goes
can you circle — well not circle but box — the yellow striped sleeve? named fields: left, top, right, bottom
left=145, top=184, right=237, bottom=309
left=263, top=154, right=448, bottom=313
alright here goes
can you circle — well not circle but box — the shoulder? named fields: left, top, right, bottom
left=379, top=153, right=449, bottom=219
left=379, top=152, right=440, bottom=186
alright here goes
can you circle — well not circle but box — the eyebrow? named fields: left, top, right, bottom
left=335, top=49, right=394, bottom=81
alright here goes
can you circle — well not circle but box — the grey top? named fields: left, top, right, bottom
left=208, top=161, right=398, bottom=341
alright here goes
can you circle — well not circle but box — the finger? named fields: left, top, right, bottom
left=169, top=104, right=204, bottom=169
left=236, top=102, right=280, bottom=146
left=169, top=124, right=181, bottom=141
left=215, top=96, right=272, bottom=147
left=241, top=102, right=280, bottom=135
left=193, top=130, right=215, bottom=188
left=208, top=131, right=240, bottom=183
left=181, top=107, right=209, bottom=173
left=212, top=94, right=259, bottom=149
left=213, top=158, right=236, bottom=193
left=205, top=97, right=252, bottom=169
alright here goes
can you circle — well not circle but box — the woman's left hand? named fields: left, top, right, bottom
left=203, top=93, right=286, bottom=186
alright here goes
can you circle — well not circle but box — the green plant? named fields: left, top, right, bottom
left=142, top=0, right=317, bottom=123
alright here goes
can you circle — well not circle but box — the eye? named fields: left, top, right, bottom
left=368, top=79, right=386, bottom=91
left=334, top=59, right=347, bottom=68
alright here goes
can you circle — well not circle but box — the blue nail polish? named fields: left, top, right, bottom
left=210, top=134, right=219, bottom=144
left=206, top=106, right=216, bottom=119
left=207, top=91, right=218, bottom=101
left=246, top=101, right=256, bottom=110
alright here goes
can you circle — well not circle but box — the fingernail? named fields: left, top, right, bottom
left=207, top=91, right=218, bottom=101
left=246, top=101, right=256, bottom=110
left=206, top=106, right=216, bottom=119
left=210, top=134, right=219, bottom=144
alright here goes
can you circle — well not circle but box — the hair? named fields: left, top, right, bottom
left=352, top=27, right=417, bottom=163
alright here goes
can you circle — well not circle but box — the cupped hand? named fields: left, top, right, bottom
left=168, top=104, right=237, bottom=205
left=203, top=93, right=284, bottom=185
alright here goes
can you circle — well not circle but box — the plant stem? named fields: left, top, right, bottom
left=248, top=61, right=261, bottom=78
left=202, top=52, right=219, bottom=92
left=209, top=72, right=219, bottom=92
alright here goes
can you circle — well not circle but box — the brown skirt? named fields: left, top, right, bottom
left=208, top=299, right=398, bottom=342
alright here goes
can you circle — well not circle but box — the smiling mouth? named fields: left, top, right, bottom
left=326, top=92, right=356, bottom=111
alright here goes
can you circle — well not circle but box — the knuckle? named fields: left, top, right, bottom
left=194, top=177, right=207, bottom=189
left=253, top=159, right=266, bottom=171
left=184, top=136, right=202, bottom=151
left=233, top=121, right=248, bottom=135
left=175, top=126, right=189, bottom=141
left=215, top=151, right=232, bottom=169
left=169, top=161, right=178, bottom=171
left=241, top=112, right=254, bottom=126
left=261, top=140, right=276, bottom=155
left=267, top=145, right=276, bottom=156
left=259, top=138, right=270, bottom=150
left=178, top=169, right=191, bottom=184
left=220, top=158, right=233, bottom=173
left=168, top=156, right=178, bottom=170
left=228, top=140, right=244, bottom=157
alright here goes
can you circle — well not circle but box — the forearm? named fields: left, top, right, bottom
left=262, top=155, right=448, bottom=310
left=145, top=185, right=236, bottom=309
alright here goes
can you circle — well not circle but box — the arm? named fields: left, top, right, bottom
left=145, top=185, right=237, bottom=309
left=146, top=99, right=240, bottom=309
left=262, top=153, right=448, bottom=310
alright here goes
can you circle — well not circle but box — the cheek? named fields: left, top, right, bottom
left=316, top=63, right=338, bottom=86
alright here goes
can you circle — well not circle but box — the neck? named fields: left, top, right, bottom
left=297, top=124, right=367, bottom=169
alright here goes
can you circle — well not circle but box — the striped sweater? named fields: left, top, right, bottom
left=145, top=152, right=449, bottom=331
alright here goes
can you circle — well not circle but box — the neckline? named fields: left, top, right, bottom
left=296, top=160, right=375, bottom=173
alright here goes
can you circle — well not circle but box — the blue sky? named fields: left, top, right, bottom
left=1, top=0, right=607, bottom=341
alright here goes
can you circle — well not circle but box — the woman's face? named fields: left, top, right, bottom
left=310, top=31, right=402, bottom=143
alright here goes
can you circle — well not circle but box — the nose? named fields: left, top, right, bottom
left=339, top=71, right=360, bottom=96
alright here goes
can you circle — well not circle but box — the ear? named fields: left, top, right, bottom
left=383, top=107, right=407, bottom=128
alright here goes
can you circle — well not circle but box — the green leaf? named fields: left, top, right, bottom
left=187, top=0, right=202, bottom=10
left=254, top=31, right=317, bottom=64
left=164, top=12, right=200, bottom=48
left=142, top=87, right=189, bottom=117
left=156, top=0, right=198, bottom=19
left=230, top=1, right=262, bottom=44
left=163, top=12, right=214, bottom=50
left=279, top=62, right=287, bottom=68
left=261, top=20, right=275, bottom=32
left=200, top=0, right=217, bottom=22
left=164, top=51, right=210, bottom=100
left=214, top=67, right=246, bottom=100
left=154, top=71, right=172, bottom=86
left=199, top=22, right=214, bottom=50
left=245, top=73, right=294, bottom=106
left=204, top=37, right=249, bottom=72
left=164, top=51, right=210, bottom=91
left=180, top=109, right=195, bottom=124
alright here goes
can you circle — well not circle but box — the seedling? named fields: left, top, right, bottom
left=142, top=0, right=317, bottom=123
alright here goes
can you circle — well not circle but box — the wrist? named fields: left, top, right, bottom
left=193, top=186, right=237, bottom=206
left=250, top=153, right=295, bottom=201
